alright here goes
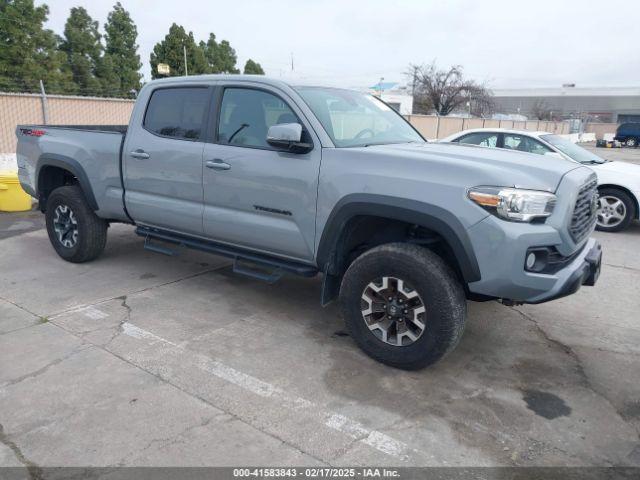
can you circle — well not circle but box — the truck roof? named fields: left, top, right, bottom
left=146, top=74, right=335, bottom=91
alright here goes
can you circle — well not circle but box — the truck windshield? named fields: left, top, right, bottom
left=295, top=87, right=424, bottom=147
left=541, top=134, right=606, bottom=164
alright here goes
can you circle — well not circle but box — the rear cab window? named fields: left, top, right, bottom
left=144, top=87, right=210, bottom=141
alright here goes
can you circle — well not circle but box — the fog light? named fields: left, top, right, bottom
left=525, top=248, right=550, bottom=273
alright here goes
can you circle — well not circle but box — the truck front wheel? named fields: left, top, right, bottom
left=339, top=243, right=467, bottom=370
left=45, top=185, right=107, bottom=263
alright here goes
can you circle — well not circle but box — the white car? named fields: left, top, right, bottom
left=441, top=128, right=640, bottom=232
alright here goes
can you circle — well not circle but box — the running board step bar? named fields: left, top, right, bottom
left=143, top=235, right=177, bottom=256
left=136, top=226, right=318, bottom=279
left=233, top=259, right=283, bottom=284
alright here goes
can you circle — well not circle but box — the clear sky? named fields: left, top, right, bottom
left=43, top=0, right=639, bottom=89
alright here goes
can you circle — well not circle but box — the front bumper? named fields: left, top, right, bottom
left=466, top=213, right=602, bottom=304
left=525, top=239, right=601, bottom=304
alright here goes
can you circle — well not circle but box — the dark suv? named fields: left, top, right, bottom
left=614, top=123, right=640, bottom=147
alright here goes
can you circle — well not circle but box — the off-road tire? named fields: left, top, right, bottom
left=45, top=185, right=107, bottom=263
left=339, top=243, right=467, bottom=370
left=595, top=187, right=636, bottom=232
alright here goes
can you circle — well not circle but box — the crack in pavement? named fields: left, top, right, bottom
left=512, top=306, right=640, bottom=442
left=0, top=423, right=43, bottom=480
left=511, top=307, right=590, bottom=388
left=104, top=295, right=132, bottom=347
left=0, top=345, right=89, bottom=388
left=46, top=318, right=329, bottom=467
left=0, top=323, right=45, bottom=337
left=0, top=295, right=42, bottom=320
left=603, top=262, right=640, bottom=273
left=126, top=416, right=218, bottom=463
left=48, top=263, right=231, bottom=321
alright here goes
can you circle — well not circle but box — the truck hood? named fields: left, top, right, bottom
left=362, top=142, right=582, bottom=192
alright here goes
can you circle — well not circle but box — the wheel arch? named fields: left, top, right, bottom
left=36, top=154, right=98, bottom=212
left=598, top=184, right=639, bottom=219
left=316, top=194, right=481, bottom=305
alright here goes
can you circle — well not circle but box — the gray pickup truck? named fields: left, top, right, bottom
left=16, top=75, right=602, bottom=369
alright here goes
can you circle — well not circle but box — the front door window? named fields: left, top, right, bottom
left=217, top=88, right=299, bottom=149
left=503, top=134, right=552, bottom=155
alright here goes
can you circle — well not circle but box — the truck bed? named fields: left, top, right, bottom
left=28, top=125, right=128, bottom=134
left=16, top=124, right=130, bottom=222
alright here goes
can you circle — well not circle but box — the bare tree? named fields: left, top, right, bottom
left=410, top=62, right=494, bottom=117
left=530, top=99, right=553, bottom=120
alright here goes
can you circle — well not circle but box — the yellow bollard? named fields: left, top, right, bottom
left=0, top=171, right=32, bottom=212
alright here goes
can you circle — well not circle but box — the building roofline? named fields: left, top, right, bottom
left=493, top=86, right=640, bottom=97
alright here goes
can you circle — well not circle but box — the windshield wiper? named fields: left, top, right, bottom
left=362, top=141, right=412, bottom=147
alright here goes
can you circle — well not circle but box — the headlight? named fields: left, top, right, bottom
left=468, top=186, right=556, bottom=222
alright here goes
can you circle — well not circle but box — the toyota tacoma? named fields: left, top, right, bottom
left=16, top=75, right=602, bottom=369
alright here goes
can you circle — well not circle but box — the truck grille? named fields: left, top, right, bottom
left=569, top=175, right=598, bottom=243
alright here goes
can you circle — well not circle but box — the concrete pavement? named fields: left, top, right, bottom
left=0, top=219, right=639, bottom=469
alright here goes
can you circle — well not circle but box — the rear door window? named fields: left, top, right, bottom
left=457, top=132, right=498, bottom=147
left=144, top=87, right=209, bottom=141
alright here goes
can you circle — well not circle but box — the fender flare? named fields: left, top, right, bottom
left=316, top=194, right=481, bottom=283
left=36, top=154, right=99, bottom=211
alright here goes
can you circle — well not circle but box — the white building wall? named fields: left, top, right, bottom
left=380, top=92, right=413, bottom=115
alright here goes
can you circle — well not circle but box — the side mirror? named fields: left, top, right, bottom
left=266, top=123, right=312, bottom=153
left=544, top=151, right=564, bottom=159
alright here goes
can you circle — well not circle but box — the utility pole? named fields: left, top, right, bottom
left=377, top=77, right=384, bottom=97
left=290, top=52, right=294, bottom=72
left=411, top=65, right=418, bottom=95
left=183, top=45, right=188, bottom=76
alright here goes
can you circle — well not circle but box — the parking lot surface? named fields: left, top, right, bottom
left=583, top=142, right=640, bottom=165
left=1, top=148, right=640, bottom=469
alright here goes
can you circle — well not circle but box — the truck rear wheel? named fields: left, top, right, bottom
left=339, top=243, right=467, bottom=370
left=45, top=185, right=107, bottom=263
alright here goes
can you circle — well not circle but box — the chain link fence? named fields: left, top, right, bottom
left=1, top=88, right=608, bottom=163
left=0, top=91, right=134, bottom=155
left=405, top=115, right=571, bottom=140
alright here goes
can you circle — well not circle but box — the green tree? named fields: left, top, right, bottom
left=60, top=7, right=107, bottom=95
left=0, top=0, right=73, bottom=93
left=104, top=2, right=141, bottom=96
left=150, top=23, right=208, bottom=78
left=243, top=59, right=264, bottom=75
left=200, top=33, right=239, bottom=74
left=96, top=53, right=121, bottom=96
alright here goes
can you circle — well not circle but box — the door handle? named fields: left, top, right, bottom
left=206, top=159, right=231, bottom=171
left=130, top=149, right=150, bottom=159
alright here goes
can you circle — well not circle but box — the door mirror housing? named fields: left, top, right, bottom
left=544, top=151, right=565, bottom=159
left=266, top=123, right=312, bottom=153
